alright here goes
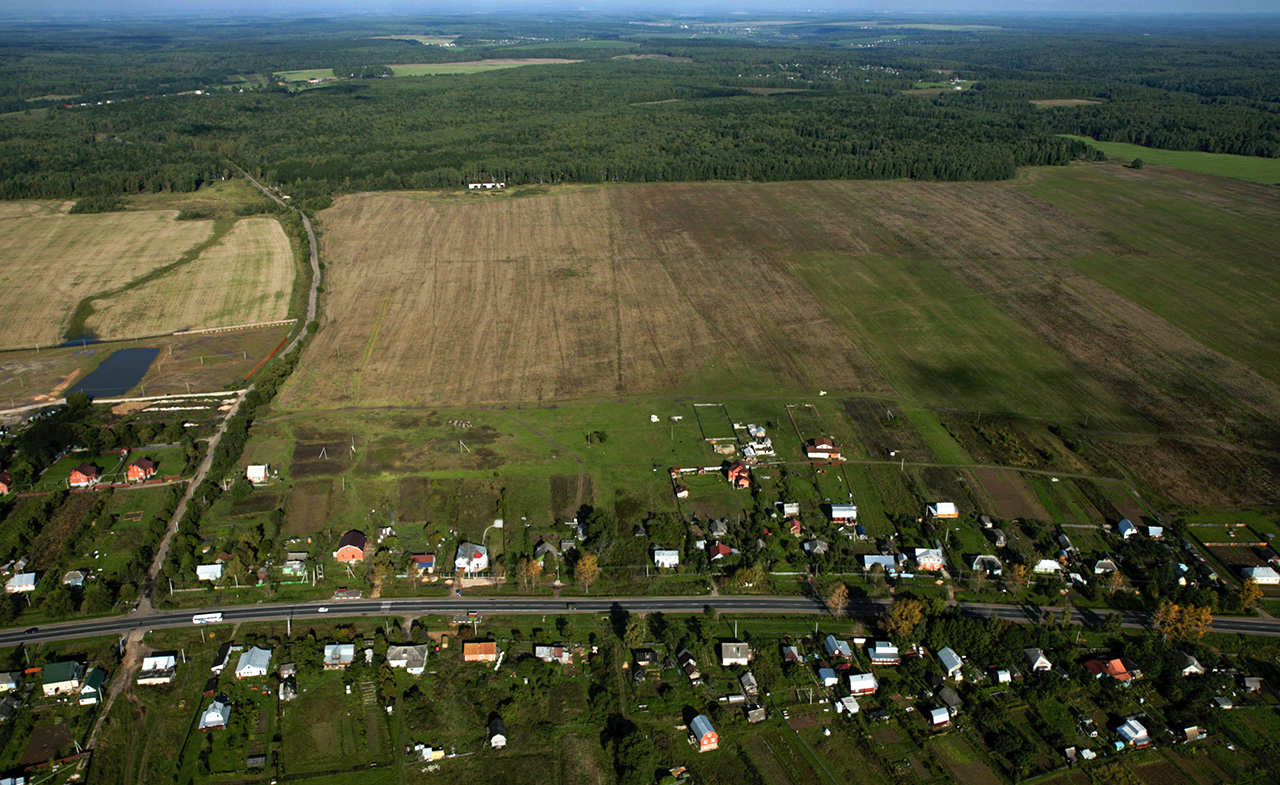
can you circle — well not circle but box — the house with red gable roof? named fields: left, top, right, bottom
left=334, top=530, right=367, bottom=563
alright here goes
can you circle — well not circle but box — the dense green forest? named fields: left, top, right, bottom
left=1, top=14, right=1277, bottom=198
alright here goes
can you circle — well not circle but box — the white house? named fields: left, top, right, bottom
left=848, top=672, right=878, bottom=696
left=818, top=668, right=839, bottom=687
left=1117, top=717, right=1151, bottom=748
left=971, top=555, right=1002, bottom=575
left=869, top=641, right=900, bottom=665
left=1175, top=651, right=1205, bottom=677
left=198, top=696, right=231, bottom=731
left=1242, top=565, right=1280, bottom=585
left=837, top=696, right=860, bottom=714
left=1025, top=648, right=1052, bottom=672
left=79, top=667, right=106, bottom=706
left=1093, top=559, right=1118, bottom=574
left=653, top=549, right=680, bottom=569
left=234, top=646, right=272, bottom=679
left=830, top=505, right=857, bottom=523
left=720, top=641, right=752, bottom=667
left=938, top=647, right=963, bottom=679
left=929, top=707, right=951, bottom=727
left=41, top=661, right=83, bottom=696
left=386, top=645, right=430, bottom=675
left=1117, top=519, right=1138, bottom=539
left=246, top=465, right=269, bottom=484
left=196, top=563, right=224, bottom=582
left=1033, top=559, right=1062, bottom=575
left=455, top=542, right=489, bottom=574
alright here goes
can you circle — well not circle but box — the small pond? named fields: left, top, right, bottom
left=68, top=347, right=160, bottom=398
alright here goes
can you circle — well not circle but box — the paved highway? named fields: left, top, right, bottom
left=4, top=594, right=1280, bottom=648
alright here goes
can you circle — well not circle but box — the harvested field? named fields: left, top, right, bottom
left=291, top=438, right=355, bottom=478
left=0, top=209, right=212, bottom=348
left=229, top=490, right=282, bottom=517
left=19, top=723, right=73, bottom=766
left=87, top=217, right=294, bottom=338
left=872, top=727, right=903, bottom=745
left=1031, top=98, right=1104, bottom=107
left=387, top=58, right=581, bottom=76
left=1137, top=760, right=1191, bottom=785
left=287, top=481, right=332, bottom=534
left=972, top=467, right=1048, bottom=520
left=398, top=477, right=431, bottom=522
left=929, top=735, right=1000, bottom=785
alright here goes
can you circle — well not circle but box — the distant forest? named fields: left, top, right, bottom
left=0, top=15, right=1277, bottom=199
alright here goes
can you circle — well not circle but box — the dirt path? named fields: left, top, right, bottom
left=85, top=628, right=146, bottom=749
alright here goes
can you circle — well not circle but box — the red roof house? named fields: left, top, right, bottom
left=708, top=542, right=733, bottom=561
left=726, top=461, right=750, bottom=490
left=410, top=553, right=435, bottom=574
left=789, top=518, right=803, bottom=537
left=128, top=458, right=158, bottom=482
left=806, top=437, right=843, bottom=462
left=0, top=470, right=11, bottom=495
left=69, top=463, right=100, bottom=488
left=334, top=530, right=367, bottom=563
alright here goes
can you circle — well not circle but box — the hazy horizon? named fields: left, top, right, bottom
left=5, top=0, right=1280, bottom=20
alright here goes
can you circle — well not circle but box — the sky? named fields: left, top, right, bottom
left=7, top=0, right=1280, bottom=18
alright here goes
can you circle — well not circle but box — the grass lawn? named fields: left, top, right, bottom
left=1063, top=136, right=1280, bottom=185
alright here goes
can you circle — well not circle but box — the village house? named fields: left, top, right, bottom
left=869, top=641, right=900, bottom=666
left=488, top=716, right=507, bottom=748
left=245, top=464, right=269, bottom=484
left=127, top=457, right=158, bottom=482
left=804, top=539, right=830, bottom=557
left=137, top=654, right=178, bottom=685
left=234, top=646, right=272, bottom=679
left=929, top=707, right=952, bottom=727
left=61, top=570, right=87, bottom=588
left=41, top=661, right=84, bottom=696
left=534, top=541, right=560, bottom=563
left=927, top=502, right=958, bottom=519
left=0, top=470, right=11, bottom=494
left=740, top=672, right=759, bottom=698
left=848, top=672, right=878, bottom=696
left=988, top=528, right=1007, bottom=547
left=1175, top=651, right=1205, bottom=677
left=823, top=634, right=853, bottom=659
left=386, top=645, right=429, bottom=675
left=1117, top=717, right=1151, bottom=748
left=690, top=714, right=719, bottom=753
left=455, top=542, right=489, bottom=574
left=806, top=437, right=842, bottom=461
left=463, top=641, right=498, bottom=662
left=1025, top=648, right=1052, bottom=672
left=334, top=530, right=367, bottom=563
left=818, top=667, right=839, bottom=687
left=1033, top=558, right=1063, bottom=575
left=830, top=505, right=857, bottom=523
left=708, top=541, right=733, bottom=561
left=196, top=563, right=224, bottom=582
left=323, top=643, right=356, bottom=670
left=79, top=667, right=106, bottom=705
left=535, top=644, right=573, bottom=665
left=862, top=554, right=901, bottom=574
left=0, top=672, right=21, bottom=694
left=1117, top=519, right=1138, bottom=539
left=914, top=548, right=946, bottom=571
left=653, top=548, right=680, bottom=569
left=279, top=668, right=298, bottom=702
left=4, top=573, right=35, bottom=593
left=410, top=553, right=435, bottom=575
left=971, top=555, right=1002, bottom=575
left=937, top=647, right=963, bottom=680
left=782, top=645, right=802, bottom=664
left=726, top=461, right=750, bottom=489
left=1094, top=559, right=1118, bottom=574
left=938, top=686, right=963, bottom=715
left=1085, top=657, right=1141, bottom=682
left=720, top=641, right=752, bottom=667
left=198, top=696, right=232, bottom=731
left=789, top=518, right=803, bottom=537
left=69, top=463, right=100, bottom=488
left=210, top=642, right=238, bottom=675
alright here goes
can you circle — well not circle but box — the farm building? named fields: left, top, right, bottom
left=674, top=485, right=689, bottom=499
left=138, top=654, right=178, bottom=685
left=128, top=458, right=158, bottom=482
left=69, top=463, right=100, bottom=488
left=690, top=715, right=719, bottom=753
left=653, top=549, right=680, bottom=569
left=869, top=641, right=900, bottom=666
left=1148, top=526, right=1164, bottom=539
left=848, top=672, right=878, bottom=696
left=196, top=563, right=223, bottom=581
left=387, top=645, right=430, bottom=675
left=914, top=548, right=945, bottom=571
left=410, top=553, right=435, bottom=574
left=323, top=643, right=356, bottom=669
left=79, top=667, right=107, bottom=705
left=927, top=502, right=958, bottom=519
left=42, top=661, right=84, bottom=696
left=971, top=555, right=1002, bottom=575
left=463, top=641, right=498, bottom=662
left=4, top=573, right=35, bottom=593
left=199, top=696, right=231, bottom=731
left=235, top=647, right=272, bottom=679
left=334, top=530, right=367, bottom=563
left=1117, top=519, right=1138, bottom=538
left=830, top=505, right=857, bottom=523
left=246, top=465, right=269, bottom=484
left=937, top=647, right=963, bottom=679
left=455, top=542, right=489, bottom=574
left=726, top=461, right=750, bottom=489
left=1242, top=565, right=1280, bottom=585
left=1025, top=648, right=1052, bottom=672
left=806, top=437, right=842, bottom=461
left=489, top=716, right=507, bottom=748
left=823, top=635, right=853, bottom=659
left=720, top=642, right=751, bottom=667
left=468, top=182, right=506, bottom=190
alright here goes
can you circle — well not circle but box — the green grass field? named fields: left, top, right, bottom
left=388, top=60, right=579, bottom=76
left=1064, top=136, right=1280, bottom=185
left=274, top=68, right=336, bottom=81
